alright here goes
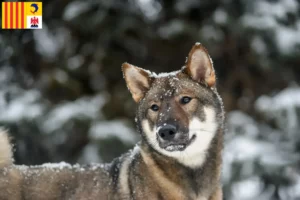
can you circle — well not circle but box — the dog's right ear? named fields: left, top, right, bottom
left=184, top=43, right=216, bottom=87
left=122, top=63, right=152, bottom=103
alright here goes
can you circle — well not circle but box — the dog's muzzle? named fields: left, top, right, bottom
left=157, top=125, right=196, bottom=152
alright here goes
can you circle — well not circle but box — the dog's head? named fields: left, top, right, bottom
left=122, top=43, right=224, bottom=168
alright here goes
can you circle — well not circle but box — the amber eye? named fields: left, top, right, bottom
left=150, top=104, right=159, bottom=111
left=180, top=96, right=192, bottom=104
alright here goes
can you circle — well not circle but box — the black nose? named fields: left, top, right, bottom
left=158, top=125, right=177, bottom=141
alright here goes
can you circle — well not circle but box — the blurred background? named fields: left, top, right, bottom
left=1, top=0, right=300, bottom=199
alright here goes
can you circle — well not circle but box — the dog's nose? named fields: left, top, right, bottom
left=158, top=125, right=177, bottom=141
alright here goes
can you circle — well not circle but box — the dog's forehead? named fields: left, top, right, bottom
left=147, top=72, right=197, bottom=99
left=155, top=76, right=179, bottom=88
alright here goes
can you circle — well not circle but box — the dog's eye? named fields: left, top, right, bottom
left=150, top=104, right=159, bottom=111
left=180, top=96, right=192, bottom=104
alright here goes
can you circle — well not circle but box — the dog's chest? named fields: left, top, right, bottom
left=189, top=191, right=208, bottom=200
left=195, top=196, right=207, bottom=200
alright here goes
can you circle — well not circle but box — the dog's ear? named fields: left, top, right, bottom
left=184, top=43, right=216, bottom=87
left=122, top=63, right=152, bottom=102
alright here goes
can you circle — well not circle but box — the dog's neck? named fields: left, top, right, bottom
left=139, top=129, right=223, bottom=199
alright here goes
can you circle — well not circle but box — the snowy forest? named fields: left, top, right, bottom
left=1, top=0, right=300, bottom=199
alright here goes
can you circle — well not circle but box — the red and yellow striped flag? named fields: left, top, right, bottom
left=2, top=2, right=42, bottom=29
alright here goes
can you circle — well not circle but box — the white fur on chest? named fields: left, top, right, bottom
left=195, top=197, right=207, bottom=200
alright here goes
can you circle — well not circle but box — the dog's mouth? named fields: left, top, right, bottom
left=163, top=134, right=196, bottom=152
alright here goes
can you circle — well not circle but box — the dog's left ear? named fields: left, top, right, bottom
left=184, top=43, right=216, bottom=87
left=122, top=63, right=152, bottom=102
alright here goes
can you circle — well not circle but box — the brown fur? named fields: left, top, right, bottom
left=122, top=63, right=153, bottom=102
left=185, top=43, right=216, bottom=87
left=210, top=188, right=223, bottom=200
left=0, top=43, right=224, bottom=200
left=0, top=129, right=13, bottom=168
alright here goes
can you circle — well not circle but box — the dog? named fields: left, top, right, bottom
left=0, top=43, right=224, bottom=200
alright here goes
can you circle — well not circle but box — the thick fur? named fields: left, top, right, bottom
left=0, top=129, right=13, bottom=168
left=0, top=43, right=224, bottom=200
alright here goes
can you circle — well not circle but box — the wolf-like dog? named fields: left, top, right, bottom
left=0, top=43, right=224, bottom=200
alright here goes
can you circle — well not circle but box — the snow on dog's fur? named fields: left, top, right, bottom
left=0, top=43, right=224, bottom=200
